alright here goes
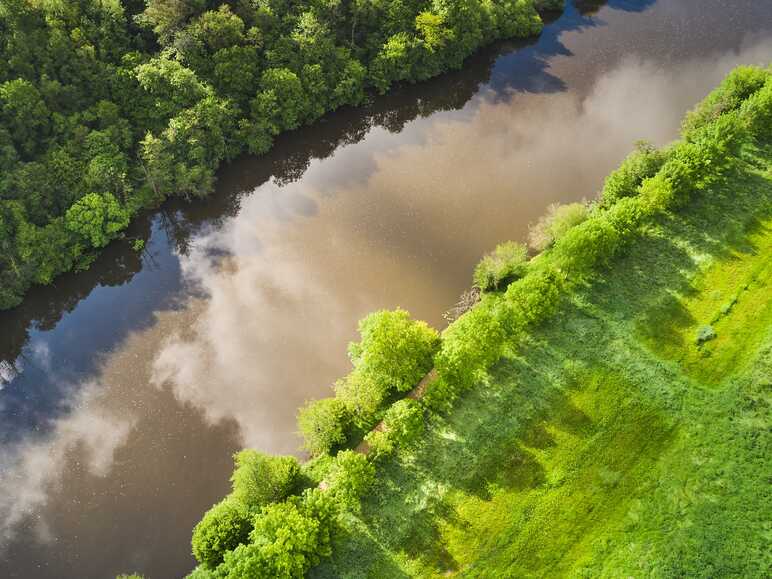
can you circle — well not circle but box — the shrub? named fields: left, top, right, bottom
left=682, top=65, right=769, bottom=136
left=298, top=397, right=350, bottom=456
left=191, top=498, right=253, bottom=569
left=473, top=241, right=528, bottom=291
left=186, top=568, right=214, bottom=579
left=549, top=215, right=622, bottom=276
left=365, top=398, right=425, bottom=458
left=502, top=267, right=566, bottom=333
left=601, top=141, right=668, bottom=207
left=324, top=450, right=375, bottom=509
left=695, top=325, right=717, bottom=345
left=528, top=201, right=589, bottom=251
left=348, top=308, right=440, bottom=394
left=333, top=371, right=386, bottom=429
left=230, top=451, right=300, bottom=508
left=740, top=77, right=772, bottom=142
left=435, top=297, right=507, bottom=392
left=217, top=489, right=338, bottom=579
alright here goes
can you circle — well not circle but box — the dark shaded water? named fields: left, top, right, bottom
left=1, top=1, right=771, bottom=577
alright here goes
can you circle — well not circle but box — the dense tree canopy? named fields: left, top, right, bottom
left=0, top=0, right=549, bottom=310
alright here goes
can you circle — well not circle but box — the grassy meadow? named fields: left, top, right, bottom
left=310, top=143, right=772, bottom=577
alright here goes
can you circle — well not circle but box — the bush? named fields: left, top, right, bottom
left=502, top=267, right=566, bottom=333
left=217, top=489, right=338, bottom=579
left=230, top=450, right=300, bottom=508
left=549, top=215, right=622, bottom=276
left=324, top=450, right=375, bottom=509
left=435, top=297, right=507, bottom=392
left=333, top=372, right=386, bottom=429
left=191, top=498, right=253, bottom=569
left=740, top=77, right=772, bottom=142
left=186, top=568, right=214, bottom=579
left=601, top=141, right=668, bottom=207
left=473, top=241, right=528, bottom=291
left=528, top=201, right=589, bottom=251
left=682, top=65, right=769, bottom=137
left=349, top=309, right=440, bottom=394
left=365, top=398, right=425, bottom=458
left=298, top=397, right=350, bottom=456
left=695, top=325, right=717, bottom=345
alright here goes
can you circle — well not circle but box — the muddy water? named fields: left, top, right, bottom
left=1, top=1, right=771, bottom=577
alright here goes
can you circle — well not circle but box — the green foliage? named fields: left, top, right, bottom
left=365, top=398, right=425, bottom=458
left=324, top=450, right=375, bottom=509
left=528, top=201, right=589, bottom=251
left=333, top=309, right=439, bottom=427
left=682, top=65, right=770, bottom=137
left=298, top=398, right=350, bottom=456
left=434, top=297, right=507, bottom=398
left=349, top=309, right=440, bottom=394
left=601, top=140, right=668, bottom=206
left=0, top=79, right=50, bottom=158
left=473, top=241, right=528, bottom=291
left=217, top=489, right=338, bottom=578
left=65, top=192, right=129, bottom=249
left=192, top=498, right=253, bottom=569
left=230, top=451, right=301, bottom=509
left=740, top=76, right=772, bottom=142
left=0, top=0, right=553, bottom=310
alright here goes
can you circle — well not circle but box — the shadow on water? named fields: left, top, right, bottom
left=0, top=1, right=615, bottom=445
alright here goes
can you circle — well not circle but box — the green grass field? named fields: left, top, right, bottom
left=310, top=146, right=772, bottom=577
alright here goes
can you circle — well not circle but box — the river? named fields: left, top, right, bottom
left=1, top=1, right=771, bottom=577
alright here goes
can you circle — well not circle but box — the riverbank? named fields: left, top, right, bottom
left=181, top=66, right=772, bottom=578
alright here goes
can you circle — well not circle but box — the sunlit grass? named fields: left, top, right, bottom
left=639, top=218, right=772, bottom=386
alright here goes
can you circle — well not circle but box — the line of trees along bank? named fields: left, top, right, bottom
left=0, top=0, right=562, bottom=310
left=175, top=67, right=772, bottom=579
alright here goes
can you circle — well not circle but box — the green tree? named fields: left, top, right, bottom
left=0, top=79, right=50, bottom=158
left=473, top=241, right=528, bottom=291
left=297, top=398, right=350, bottom=456
left=191, top=498, right=253, bottom=569
left=348, top=308, right=440, bottom=394
left=230, top=450, right=300, bottom=508
left=218, top=489, right=338, bottom=578
left=65, top=192, right=129, bottom=249
left=324, top=450, right=375, bottom=509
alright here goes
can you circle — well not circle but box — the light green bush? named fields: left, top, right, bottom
left=528, top=201, right=589, bottom=251
left=434, top=297, right=507, bottom=392
left=333, top=371, right=387, bottom=429
left=216, top=489, right=338, bottom=579
left=502, top=267, right=566, bottom=333
left=191, top=498, right=252, bottom=569
left=324, top=450, right=375, bottom=509
left=682, top=65, right=769, bottom=136
left=349, top=309, right=440, bottom=394
left=473, top=241, right=528, bottom=291
left=298, top=397, right=350, bottom=456
left=601, top=141, right=668, bottom=207
left=740, top=77, right=772, bottom=142
left=550, top=216, right=622, bottom=276
left=230, top=450, right=300, bottom=508
left=365, top=398, right=425, bottom=459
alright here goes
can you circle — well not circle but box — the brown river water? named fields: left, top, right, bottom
left=1, top=1, right=771, bottom=577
